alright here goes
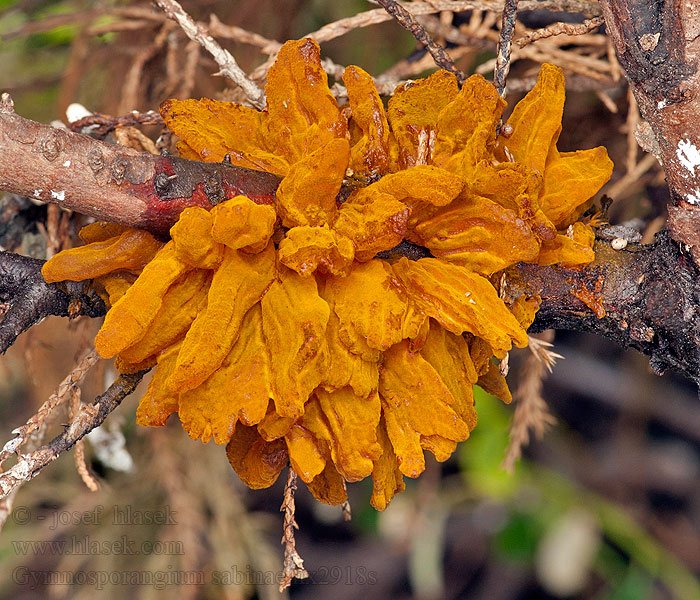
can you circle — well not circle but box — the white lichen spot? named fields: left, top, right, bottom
left=51, top=190, right=65, bottom=201
left=657, top=99, right=667, bottom=110
left=676, top=139, right=700, bottom=174
left=63, top=160, right=71, bottom=167
left=685, top=190, right=700, bottom=205
left=1, top=437, right=22, bottom=455
left=66, top=102, right=91, bottom=124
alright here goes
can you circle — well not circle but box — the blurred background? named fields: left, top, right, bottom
left=0, top=1, right=697, bottom=599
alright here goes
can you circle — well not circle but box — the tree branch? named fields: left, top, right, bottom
left=512, top=231, right=700, bottom=384
left=0, top=95, right=280, bottom=237
left=0, top=251, right=105, bottom=353
left=0, top=370, right=147, bottom=501
left=599, top=0, right=700, bottom=261
left=1, top=68, right=700, bottom=383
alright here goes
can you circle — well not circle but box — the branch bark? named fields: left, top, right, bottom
left=0, top=95, right=279, bottom=237
left=600, top=0, right=700, bottom=261
left=511, top=231, right=700, bottom=385
left=0, top=251, right=105, bottom=353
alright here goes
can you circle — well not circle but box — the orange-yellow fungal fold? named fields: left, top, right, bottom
left=261, top=266, right=330, bottom=419
left=44, top=38, right=613, bottom=510
left=42, top=228, right=162, bottom=283
left=210, top=196, right=276, bottom=253
left=166, top=243, right=275, bottom=393
left=226, top=425, right=288, bottom=489
left=278, top=225, right=355, bottom=276
left=94, top=242, right=190, bottom=358
left=343, top=65, right=392, bottom=175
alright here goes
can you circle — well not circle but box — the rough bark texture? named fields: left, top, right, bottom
left=511, top=231, right=700, bottom=385
left=0, top=251, right=105, bottom=353
left=0, top=100, right=280, bottom=237
left=600, top=0, right=700, bottom=260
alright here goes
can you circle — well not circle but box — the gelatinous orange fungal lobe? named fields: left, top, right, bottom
left=79, top=222, right=130, bottom=244
left=432, top=73, right=506, bottom=176
left=117, top=269, right=211, bottom=365
left=166, top=243, right=276, bottom=393
left=136, top=341, right=182, bottom=427
left=262, top=266, right=330, bottom=419
left=333, top=187, right=409, bottom=261
left=210, top=195, right=277, bottom=253
left=497, top=63, right=565, bottom=174
left=414, top=194, right=541, bottom=274
left=388, top=70, right=459, bottom=168
left=226, top=424, right=288, bottom=489
left=94, top=242, right=190, bottom=358
left=42, top=228, right=163, bottom=283
left=178, top=304, right=272, bottom=444
left=379, top=340, right=471, bottom=478
left=370, top=422, right=405, bottom=510
left=265, top=38, right=347, bottom=164
left=420, top=320, right=478, bottom=428
left=316, top=387, right=382, bottom=482
left=159, top=97, right=289, bottom=176
left=540, top=148, right=613, bottom=229
left=306, top=462, right=348, bottom=505
left=275, top=138, right=349, bottom=228
left=327, top=259, right=410, bottom=352
left=392, top=257, right=528, bottom=356
left=343, top=65, right=392, bottom=176
left=537, top=222, right=595, bottom=266
left=372, top=165, right=465, bottom=228
left=319, top=284, right=379, bottom=396
left=278, top=225, right=354, bottom=276
left=477, top=361, right=513, bottom=404
left=170, top=206, right=223, bottom=269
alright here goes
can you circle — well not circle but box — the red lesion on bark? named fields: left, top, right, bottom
left=569, top=274, right=606, bottom=318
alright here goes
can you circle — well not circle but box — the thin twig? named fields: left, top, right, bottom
left=305, top=1, right=601, bottom=47
left=494, top=0, right=518, bottom=96
left=69, top=110, right=164, bottom=137
left=341, top=499, right=352, bottom=522
left=0, top=349, right=101, bottom=468
left=279, top=468, right=308, bottom=590
left=0, top=371, right=147, bottom=501
left=515, top=16, right=604, bottom=47
left=207, top=14, right=281, bottom=54
left=502, top=332, right=560, bottom=472
left=70, top=387, right=99, bottom=492
left=153, top=0, right=265, bottom=109
left=375, top=0, right=466, bottom=83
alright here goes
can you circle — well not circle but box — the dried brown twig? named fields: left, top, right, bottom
left=515, top=16, right=605, bottom=47
left=494, top=0, right=519, bottom=96
left=0, top=370, right=147, bottom=501
left=153, top=0, right=265, bottom=109
left=280, top=468, right=308, bottom=591
left=305, top=1, right=601, bottom=46
left=69, top=386, right=100, bottom=492
left=375, top=0, right=466, bottom=83
left=502, top=332, right=561, bottom=473
left=69, top=109, right=164, bottom=137
left=0, top=348, right=100, bottom=468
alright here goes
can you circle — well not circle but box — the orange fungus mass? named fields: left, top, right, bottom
left=42, top=39, right=613, bottom=510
